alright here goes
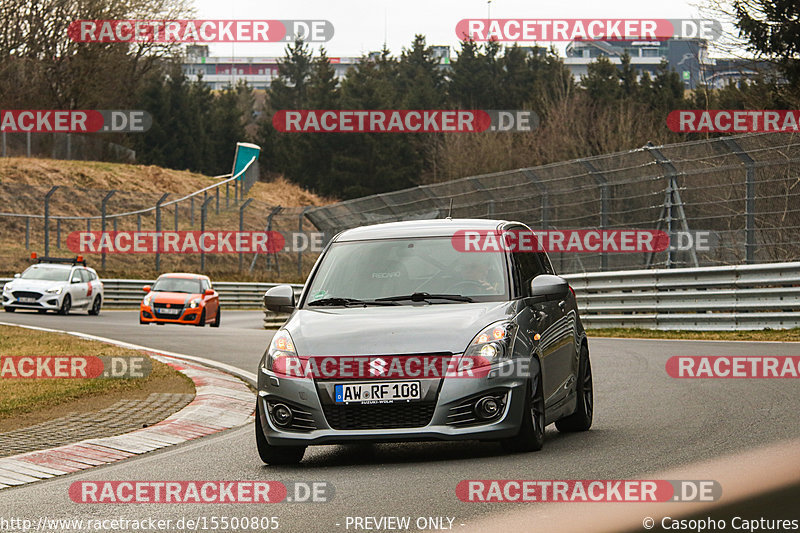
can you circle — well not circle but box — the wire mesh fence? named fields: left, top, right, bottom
left=306, top=132, right=800, bottom=273
left=0, top=157, right=317, bottom=281
left=1, top=131, right=136, bottom=162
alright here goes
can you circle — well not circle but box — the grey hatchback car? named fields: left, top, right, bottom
left=257, top=219, right=592, bottom=464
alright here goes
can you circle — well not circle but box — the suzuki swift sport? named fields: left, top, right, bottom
left=257, top=219, right=592, bottom=464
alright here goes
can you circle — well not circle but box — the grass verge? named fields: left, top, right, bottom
left=0, top=325, right=194, bottom=430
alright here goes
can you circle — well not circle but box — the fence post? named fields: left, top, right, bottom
left=56, top=219, right=61, bottom=249
left=174, top=203, right=179, bottom=231
left=87, top=219, right=91, bottom=232
left=200, top=196, right=213, bottom=272
left=101, top=190, right=116, bottom=270
left=265, top=206, right=283, bottom=272
left=298, top=207, right=311, bottom=277
left=521, top=169, right=550, bottom=230
left=113, top=218, right=117, bottom=232
left=25, top=217, right=30, bottom=250
left=722, top=137, right=756, bottom=264
left=26, top=131, right=31, bottom=157
left=155, top=193, right=169, bottom=272
left=645, top=143, right=698, bottom=269
left=137, top=214, right=141, bottom=232
left=226, top=182, right=230, bottom=209
left=44, top=186, right=59, bottom=257
left=1, top=131, right=6, bottom=157
left=238, top=198, right=253, bottom=273
left=66, top=133, right=71, bottom=159
left=579, top=160, right=609, bottom=271
left=190, top=196, right=195, bottom=226
left=216, top=186, right=220, bottom=215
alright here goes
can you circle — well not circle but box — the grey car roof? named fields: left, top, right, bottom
left=334, top=218, right=524, bottom=242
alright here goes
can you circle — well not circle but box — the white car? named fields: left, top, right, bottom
left=2, top=257, right=104, bottom=315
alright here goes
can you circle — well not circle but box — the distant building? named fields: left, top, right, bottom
left=563, top=39, right=712, bottom=89
left=182, top=42, right=762, bottom=92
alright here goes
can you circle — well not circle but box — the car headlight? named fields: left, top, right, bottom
left=45, top=286, right=63, bottom=295
left=461, top=321, right=516, bottom=368
left=143, top=293, right=154, bottom=306
left=188, top=298, right=202, bottom=309
left=264, top=329, right=303, bottom=377
left=2, top=284, right=10, bottom=293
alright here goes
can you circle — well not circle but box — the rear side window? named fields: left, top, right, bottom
left=79, top=269, right=91, bottom=283
left=201, top=279, right=211, bottom=291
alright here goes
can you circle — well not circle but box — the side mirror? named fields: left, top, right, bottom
left=142, top=285, right=151, bottom=293
left=204, top=288, right=214, bottom=296
left=71, top=277, right=81, bottom=284
left=264, top=284, right=295, bottom=313
left=13, top=273, right=20, bottom=278
left=530, top=275, right=569, bottom=302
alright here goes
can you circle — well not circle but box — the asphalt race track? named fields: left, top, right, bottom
left=1, top=310, right=799, bottom=532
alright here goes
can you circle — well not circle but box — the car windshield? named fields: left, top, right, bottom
left=152, top=278, right=202, bottom=294
left=304, top=237, right=508, bottom=306
left=20, top=266, right=70, bottom=282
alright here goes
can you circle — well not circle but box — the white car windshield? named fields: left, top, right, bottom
left=20, top=266, right=70, bottom=281
left=152, top=278, right=202, bottom=294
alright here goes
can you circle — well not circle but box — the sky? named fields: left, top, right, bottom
left=191, top=0, right=736, bottom=59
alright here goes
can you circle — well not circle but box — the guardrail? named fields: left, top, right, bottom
left=3, top=262, right=799, bottom=330
left=0, top=278, right=303, bottom=314
left=563, top=261, right=800, bottom=330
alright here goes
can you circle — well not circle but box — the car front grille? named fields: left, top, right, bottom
left=153, top=305, right=184, bottom=318
left=322, top=402, right=436, bottom=430
left=12, top=291, right=42, bottom=300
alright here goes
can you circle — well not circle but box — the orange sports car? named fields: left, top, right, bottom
left=139, top=273, right=220, bottom=327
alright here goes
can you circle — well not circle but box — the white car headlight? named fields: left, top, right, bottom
left=143, top=293, right=154, bottom=306
left=2, top=284, right=10, bottom=293
left=188, top=298, right=202, bottom=309
left=45, top=286, right=63, bottom=295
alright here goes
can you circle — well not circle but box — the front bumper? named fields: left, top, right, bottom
left=256, top=360, right=528, bottom=446
left=2, top=291, right=62, bottom=310
left=140, top=304, right=202, bottom=324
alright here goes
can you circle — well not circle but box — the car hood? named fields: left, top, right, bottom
left=151, top=291, right=200, bottom=304
left=6, top=279, right=66, bottom=291
left=285, top=301, right=517, bottom=356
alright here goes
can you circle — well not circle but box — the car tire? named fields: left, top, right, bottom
left=555, top=343, right=593, bottom=433
left=501, top=361, right=545, bottom=453
left=139, top=314, right=146, bottom=325
left=255, top=401, right=306, bottom=465
left=211, top=308, right=221, bottom=328
left=3, top=307, right=15, bottom=312
left=88, top=296, right=101, bottom=316
left=195, top=308, right=206, bottom=327
left=58, top=295, right=71, bottom=315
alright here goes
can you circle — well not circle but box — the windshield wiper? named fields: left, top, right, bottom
left=375, top=292, right=474, bottom=303
left=307, top=297, right=398, bottom=307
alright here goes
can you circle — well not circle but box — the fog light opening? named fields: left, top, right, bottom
left=270, top=403, right=293, bottom=427
left=474, top=396, right=501, bottom=420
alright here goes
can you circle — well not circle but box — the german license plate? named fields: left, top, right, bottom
left=18, top=297, right=37, bottom=303
left=335, top=381, right=421, bottom=403
left=159, top=308, right=181, bottom=314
